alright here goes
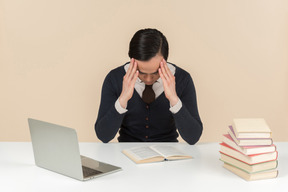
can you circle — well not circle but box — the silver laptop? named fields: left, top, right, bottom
left=28, top=118, right=122, bottom=181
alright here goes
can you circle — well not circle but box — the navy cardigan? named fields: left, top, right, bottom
left=95, top=63, right=203, bottom=144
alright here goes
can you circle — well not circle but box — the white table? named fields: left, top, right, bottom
left=1, top=142, right=287, bottom=192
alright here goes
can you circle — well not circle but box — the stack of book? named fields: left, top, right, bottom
left=219, top=118, right=278, bottom=181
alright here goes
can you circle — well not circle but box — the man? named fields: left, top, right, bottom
left=95, top=28, right=203, bottom=144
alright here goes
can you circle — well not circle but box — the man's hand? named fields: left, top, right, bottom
left=159, top=59, right=179, bottom=106
left=119, top=58, right=139, bottom=108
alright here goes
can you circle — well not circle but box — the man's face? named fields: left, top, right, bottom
left=136, top=54, right=163, bottom=85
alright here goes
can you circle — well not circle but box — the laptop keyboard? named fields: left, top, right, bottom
left=82, top=166, right=103, bottom=177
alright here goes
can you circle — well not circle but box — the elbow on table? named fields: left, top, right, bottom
left=183, top=127, right=203, bottom=145
left=96, top=131, right=112, bottom=143
left=99, top=138, right=111, bottom=143
left=95, top=125, right=113, bottom=143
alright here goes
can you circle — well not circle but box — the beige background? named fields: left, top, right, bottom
left=1, top=0, right=287, bottom=142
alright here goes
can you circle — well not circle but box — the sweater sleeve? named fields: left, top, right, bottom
left=94, top=71, right=125, bottom=143
left=172, top=74, right=203, bottom=145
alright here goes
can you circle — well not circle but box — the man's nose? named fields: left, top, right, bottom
left=145, top=74, right=154, bottom=81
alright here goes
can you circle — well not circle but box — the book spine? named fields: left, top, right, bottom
left=220, top=143, right=278, bottom=164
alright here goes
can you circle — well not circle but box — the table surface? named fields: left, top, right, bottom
left=1, top=142, right=287, bottom=192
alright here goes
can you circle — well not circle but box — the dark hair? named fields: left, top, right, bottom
left=128, top=28, right=169, bottom=61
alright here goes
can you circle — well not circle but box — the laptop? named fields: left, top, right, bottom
left=28, top=118, right=122, bottom=181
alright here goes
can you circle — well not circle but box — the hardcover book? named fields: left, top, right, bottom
left=222, top=134, right=276, bottom=155
left=220, top=153, right=278, bottom=173
left=219, top=143, right=278, bottom=165
left=228, top=126, right=273, bottom=146
left=223, top=163, right=278, bottom=181
left=232, top=118, right=272, bottom=138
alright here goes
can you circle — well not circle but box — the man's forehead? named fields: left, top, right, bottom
left=137, top=63, right=160, bottom=73
left=136, top=55, right=163, bottom=72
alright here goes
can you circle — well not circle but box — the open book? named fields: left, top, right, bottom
left=122, top=145, right=192, bottom=164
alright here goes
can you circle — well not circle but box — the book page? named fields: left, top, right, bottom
left=124, top=146, right=162, bottom=161
left=150, top=145, right=189, bottom=158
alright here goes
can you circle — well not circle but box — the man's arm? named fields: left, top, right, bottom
left=159, top=60, right=203, bottom=144
left=95, top=72, right=125, bottom=143
left=95, top=59, right=138, bottom=143
left=172, top=75, right=203, bottom=145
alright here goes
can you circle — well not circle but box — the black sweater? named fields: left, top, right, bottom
left=95, top=63, right=203, bottom=144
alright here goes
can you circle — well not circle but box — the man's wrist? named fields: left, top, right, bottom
left=169, top=96, right=179, bottom=107
left=170, top=98, right=182, bottom=114
left=115, top=98, right=128, bottom=114
left=118, top=96, right=128, bottom=109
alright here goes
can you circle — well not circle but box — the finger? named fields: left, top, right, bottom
left=126, top=58, right=135, bottom=77
left=163, top=59, right=173, bottom=78
left=160, top=62, right=170, bottom=81
left=129, top=60, right=137, bottom=80
left=159, top=68, right=168, bottom=86
left=131, top=69, right=139, bottom=85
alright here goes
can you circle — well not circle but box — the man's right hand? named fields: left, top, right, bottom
left=119, top=58, right=139, bottom=109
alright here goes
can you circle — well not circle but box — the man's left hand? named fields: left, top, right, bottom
left=159, top=59, right=179, bottom=106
